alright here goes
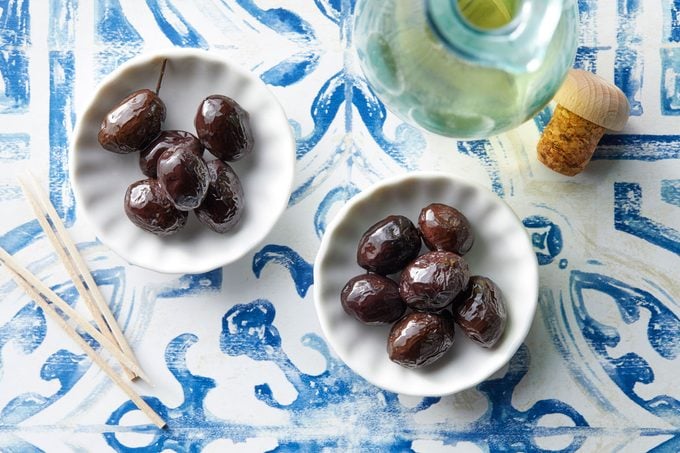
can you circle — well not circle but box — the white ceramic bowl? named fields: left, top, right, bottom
left=70, top=49, right=295, bottom=274
left=314, top=172, right=538, bottom=396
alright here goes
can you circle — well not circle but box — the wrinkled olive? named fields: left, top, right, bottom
left=341, top=274, right=405, bottom=325
left=357, top=215, right=421, bottom=275
left=124, top=178, right=187, bottom=236
left=195, top=95, right=254, bottom=162
left=399, top=251, right=470, bottom=311
left=195, top=160, right=244, bottom=233
left=387, top=311, right=455, bottom=368
left=454, top=276, right=507, bottom=348
left=418, top=203, right=474, bottom=255
left=98, top=89, right=166, bottom=154
left=139, top=130, right=203, bottom=177
left=157, top=147, right=210, bottom=211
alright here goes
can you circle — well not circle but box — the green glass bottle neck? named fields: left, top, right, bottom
left=426, top=0, right=565, bottom=73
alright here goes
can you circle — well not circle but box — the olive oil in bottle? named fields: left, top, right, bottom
left=354, top=0, right=578, bottom=138
left=457, top=0, right=520, bottom=29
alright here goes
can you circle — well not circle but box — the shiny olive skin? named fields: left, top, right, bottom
left=454, top=276, right=507, bottom=348
left=195, top=160, right=244, bottom=233
left=124, top=179, right=187, bottom=236
left=399, top=251, right=470, bottom=311
left=195, top=95, right=254, bottom=162
left=341, top=274, right=405, bottom=325
left=157, top=147, right=210, bottom=211
left=357, top=215, right=421, bottom=275
left=387, top=311, right=455, bottom=368
left=140, top=130, right=203, bottom=177
left=418, top=203, right=474, bottom=255
left=98, top=89, right=166, bottom=154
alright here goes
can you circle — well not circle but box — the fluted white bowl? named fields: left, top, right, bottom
left=314, top=172, right=538, bottom=396
left=70, top=49, right=295, bottom=274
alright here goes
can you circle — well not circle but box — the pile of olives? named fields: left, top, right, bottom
left=341, top=203, right=508, bottom=369
left=97, top=60, right=251, bottom=236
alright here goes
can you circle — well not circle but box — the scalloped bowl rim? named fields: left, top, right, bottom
left=70, top=49, right=295, bottom=274
left=313, top=172, right=539, bottom=396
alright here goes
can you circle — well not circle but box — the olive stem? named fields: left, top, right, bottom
left=155, top=58, right=168, bottom=95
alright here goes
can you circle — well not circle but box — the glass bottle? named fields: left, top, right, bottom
left=354, top=0, right=579, bottom=138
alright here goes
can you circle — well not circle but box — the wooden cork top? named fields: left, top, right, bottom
left=553, top=69, right=631, bottom=131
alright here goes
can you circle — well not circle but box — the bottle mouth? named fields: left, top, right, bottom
left=426, top=0, right=561, bottom=73
left=455, top=0, right=524, bottom=34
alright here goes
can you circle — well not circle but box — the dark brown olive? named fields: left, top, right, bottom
left=357, top=215, right=421, bottom=275
left=454, top=276, right=507, bottom=348
left=139, top=130, right=203, bottom=177
left=387, top=311, right=455, bottom=368
left=341, top=274, right=405, bottom=325
left=418, top=203, right=474, bottom=255
left=195, top=160, right=244, bottom=233
left=98, top=89, right=166, bottom=154
left=399, top=251, right=470, bottom=311
left=157, top=147, right=210, bottom=211
left=124, top=179, right=187, bottom=236
left=195, top=95, right=254, bottom=162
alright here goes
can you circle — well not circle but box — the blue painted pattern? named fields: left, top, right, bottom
left=102, top=300, right=588, bottom=452
left=0, top=0, right=30, bottom=114
left=614, top=182, right=680, bottom=254
left=0, top=134, right=30, bottom=162
left=523, top=216, right=564, bottom=266
left=0, top=1, right=678, bottom=451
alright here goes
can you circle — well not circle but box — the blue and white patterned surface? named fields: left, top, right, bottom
left=0, top=1, right=678, bottom=451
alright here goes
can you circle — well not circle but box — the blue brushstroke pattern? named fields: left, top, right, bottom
left=0, top=350, right=88, bottom=423
left=575, top=0, right=602, bottom=72
left=314, top=185, right=359, bottom=239
left=228, top=0, right=320, bottom=87
left=352, top=77, right=425, bottom=170
left=522, top=216, right=563, bottom=265
left=261, top=51, right=320, bottom=87
left=571, top=271, right=680, bottom=425
left=95, top=0, right=143, bottom=78
left=0, top=185, right=22, bottom=201
left=314, top=0, right=343, bottom=24
left=615, top=0, right=643, bottom=115
left=595, top=135, right=680, bottom=160
left=0, top=304, right=46, bottom=378
left=156, top=269, right=223, bottom=299
left=104, top=300, right=591, bottom=451
left=0, top=437, right=44, bottom=453
left=574, top=47, right=610, bottom=72
left=458, top=141, right=504, bottom=197
left=539, top=288, right=618, bottom=412
left=663, top=0, right=680, bottom=43
left=105, top=334, right=200, bottom=451
left=0, top=0, right=30, bottom=113
left=252, top=245, right=313, bottom=298
left=0, top=261, right=126, bottom=428
left=0, top=133, right=30, bottom=161
left=233, top=0, right=316, bottom=44
left=48, top=0, right=77, bottom=226
left=295, top=71, right=345, bottom=159
left=145, top=0, right=208, bottom=48
left=279, top=0, right=424, bottom=206
left=0, top=221, right=43, bottom=255
left=660, top=48, right=680, bottom=115
left=472, top=344, right=588, bottom=452
left=649, top=434, right=680, bottom=453
left=533, top=106, right=552, bottom=134
left=614, top=182, right=680, bottom=254
left=661, top=179, right=680, bottom=206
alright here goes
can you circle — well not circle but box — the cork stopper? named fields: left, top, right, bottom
left=537, top=105, right=606, bottom=176
left=537, top=69, right=630, bottom=176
